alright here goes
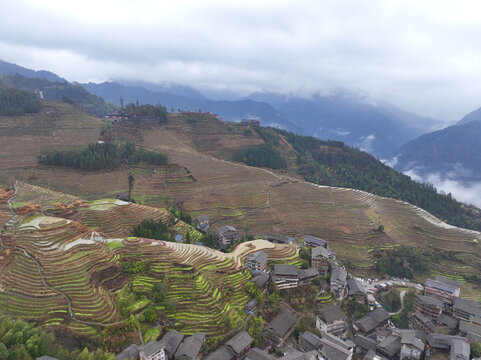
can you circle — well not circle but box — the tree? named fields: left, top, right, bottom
left=301, top=260, right=310, bottom=269
left=128, top=172, right=135, bottom=202
left=185, top=231, right=191, bottom=244
left=120, top=96, right=124, bottom=111
left=142, top=308, right=157, bottom=323
left=471, top=342, right=481, bottom=357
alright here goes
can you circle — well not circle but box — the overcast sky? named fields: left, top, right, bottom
left=1, top=0, right=481, bottom=121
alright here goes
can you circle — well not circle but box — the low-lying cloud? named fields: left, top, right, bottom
left=404, top=168, right=481, bottom=208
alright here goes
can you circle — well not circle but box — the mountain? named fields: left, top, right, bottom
left=245, top=91, right=441, bottom=159
left=393, top=120, right=481, bottom=182
left=0, top=59, right=65, bottom=83
left=0, top=74, right=116, bottom=116
left=117, top=80, right=207, bottom=100
left=456, top=106, right=481, bottom=125
left=81, top=81, right=300, bottom=131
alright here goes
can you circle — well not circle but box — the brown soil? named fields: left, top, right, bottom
left=0, top=188, right=14, bottom=203
left=15, top=202, right=41, bottom=215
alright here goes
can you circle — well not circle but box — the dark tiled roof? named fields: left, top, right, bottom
left=330, top=265, right=347, bottom=284
left=298, top=267, right=319, bottom=280
left=265, top=233, right=290, bottom=243
left=436, top=276, right=462, bottom=288
left=451, top=339, right=470, bottom=360
left=320, top=304, right=347, bottom=324
left=459, top=320, right=481, bottom=336
left=266, top=308, right=296, bottom=338
left=304, top=235, right=328, bottom=247
left=36, top=357, right=60, bottom=360
left=193, top=215, right=208, bottom=223
left=354, top=335, right=378, bottom=351
left=273, top=264, right=298, bottom=277
left=311, top=246, right=329, bottom=259
left=225, top=331, right=254, bottom=355
left=142, top=341, right=164, bottom=357
left=416, top=294, right=443, bottom=308
left=160, top=330, right=184, bottom=357
left=426, top=333, right=466, bottom=349
left=244, top=348, right=276, bottom=360
left=217, top=225, right=237, bottom=235
left=363, top=350, right=387, bottom=360
left=347, top=278, right=366, bottom=296
left=355, top=308, right=391, bottom=333
left=426, top=279, right=458, bottom=293
left=175, top=332, right=205, bottom=360
left=251, top=273, right=269, bottom=288
left=204, top=346, right=234, bottom=360
left=319, top=337, right=352, bottom=360
left=377, top=335, right=401, bottom=358
left=437, top=314, right=459, bottom=328
left=115, top=344, right=140, bottom=360
left=246, top=251, right=268, bottom=264
left=245, top=298, right=258, bottom=311
left=453, top=297, right=481, bottom=316
left=300, top=331, right=321, bottom=348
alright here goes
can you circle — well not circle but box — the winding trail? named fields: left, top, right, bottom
left=0, top=180, right=123, bottom=327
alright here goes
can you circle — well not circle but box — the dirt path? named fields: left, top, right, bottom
left=389, top=290, right=407, bottom=315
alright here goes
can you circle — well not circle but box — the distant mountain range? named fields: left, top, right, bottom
left=392, top=109, right=481, bottom=182
left=0, top=58, right=451, bottom=160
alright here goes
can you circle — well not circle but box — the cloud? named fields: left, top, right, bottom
left=1, top=0, right=481, bottom=120
left=357, top=134, right=376, bottom=152
left=404, top=168, right=481, bottom=208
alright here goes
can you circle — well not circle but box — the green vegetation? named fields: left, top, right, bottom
left=121, top=260, right=149, bottom=274
left=379, top=288, right=401, bottom=312
left=247, top=316, right=264, bottom=347
left=0, top=74, right=116, bottom=115
left=341, top=298, right=368, bottom=322
left=0, top=88, right=40, bottom=115
left=374, top=245, right=429, bottom=279
left=277, top=129, right=481, bottom=231
left=39, top=143, right=168, bottom=171
left=132, top=218, right=170, bottom=240
left=0, top=314, right=114, bottom=360
left=124, top=103, right=167, bottom=124
left=168, top=206, right=192, bottom=225
left=392, top=290, right=416, bottom=328
left=234, top=143, right=286, bottom=169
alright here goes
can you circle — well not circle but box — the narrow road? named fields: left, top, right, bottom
left=390, top=290, right=407, bottom=316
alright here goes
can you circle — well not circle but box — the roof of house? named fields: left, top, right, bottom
left=204, top=346, right=234, bottom=360
left=347, top=278, right=366, bottom=296
left=298, top=267, right=319, bottom=280
left=355, top=308, right=391, bottom=333
left=245, top=298, right=258, bottom=311
left=321, top=332, right=354, bottom=350
left=160, top=330, right=184, bottom=356
left=251, top=273, right=269, bottom=288
left=354, top=335, right=378, bottom=351
left=416, top=294, right=443, bottom=308
left=265, top=232, right=291, bottom=243
left=225, top=331, right=254, bottom=355
left=244, top=348, right=276, bottom=360
left=426, top=333, right=466, bottom=349
left=304, top=235, right=328, bottom=247
left=36, top=357, right=60, bottom=360
left=451, top=339, right=470, bottom=360
left=377, top=335, right=401, bottom=358
left=115, top=344, right=140, bottom=360
left=193, top=215, right=209, bottom=223
left=175, top=332, right=206, bottom=360
left=246, top=251, right=268, bottom=264
left=319, top=304, right=347, bottom=324
left=437, top=313, right=459, bottom=329
left=266, top=308, right=296, bottom=338
left=436, top=276, right=462, bottom=288
left=282, top=347, right=320, bottom=360
left=426, top=279, right=459, bottom=293
left=319, top=337, right=352, bottom=360
left=410, top=311, right=437, bottom=332
left=331, top=265, right=347, bottom=284
left=273, top=264, right=298, bottom=277
left=399, top=331, right=425, bottom=352
left=363, top=350, right=387, bottom=360
left=300, top=331, right=321, bottom=348
left=311, top=246, right=329, bottom=260
left=217, top=225, right=237, bottom=235
left=141, top=341, right=164, bottom=357
left=459, top=320, right=481, bottom=337
left=453, top=297, right=481, bottom=316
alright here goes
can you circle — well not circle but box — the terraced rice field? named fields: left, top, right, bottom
left=0, top=182, right=298, bottom=338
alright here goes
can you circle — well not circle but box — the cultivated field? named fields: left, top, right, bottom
left=1, top=104, right=481, bottom=300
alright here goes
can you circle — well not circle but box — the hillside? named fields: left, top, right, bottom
left=0, top=73, right=116, bottom=115
left=0, top=181, right=296, bottom=346
left=393, top=120, right=481, bottom=182
left=81, top=81, right=300, bottom=131
left=1, top=102, right=481, bottom=300
left=245, top=92, right=443, bottom=158
left=457, top=106, right=481, bottom=125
